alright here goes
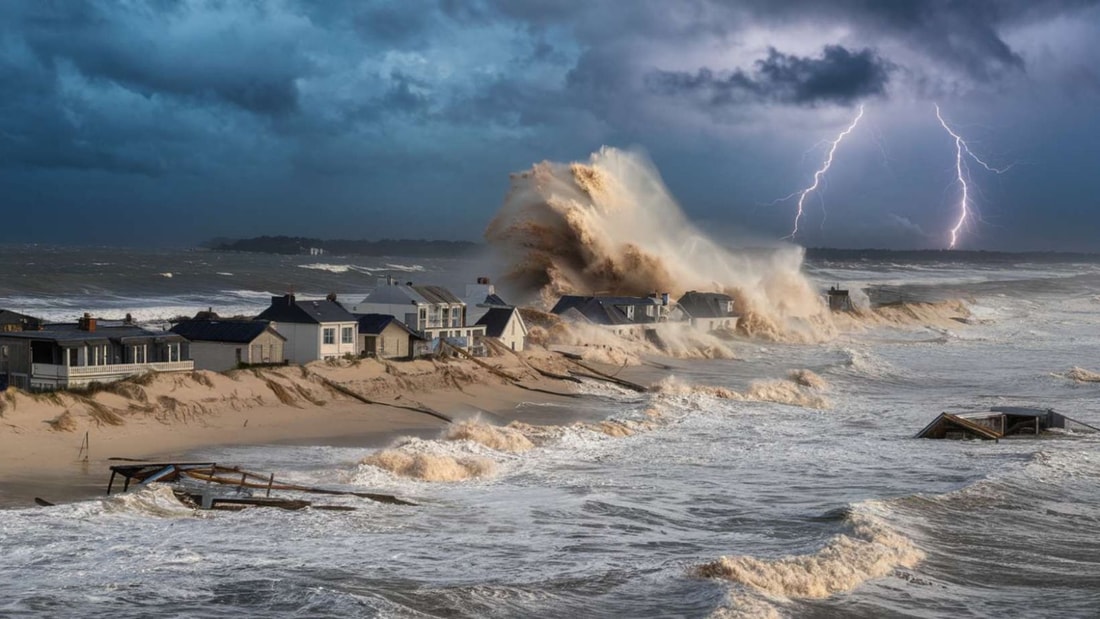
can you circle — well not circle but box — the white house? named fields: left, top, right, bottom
left=169, top=319, right=286, bottom=371
left=256, top=295, right=358, bottom=364
left=351, top=279, right=486, bottom=348
left=475, top=307, right=528, bottom=352
left=675, top=291, right=739, bottom=332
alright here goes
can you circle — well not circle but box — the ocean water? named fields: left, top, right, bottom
left=2, top=246, right=1100, bottom=618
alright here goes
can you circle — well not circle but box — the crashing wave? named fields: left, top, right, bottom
left=485, top=147, right=833, bottom=342
left=697, top=506, right=924, bottom=599
left=1064, top=367, right=1100, bottom=383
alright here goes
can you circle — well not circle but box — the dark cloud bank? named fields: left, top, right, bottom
left=0, top=0, right=1097, bottom=250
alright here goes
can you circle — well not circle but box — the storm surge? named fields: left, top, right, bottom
left=485, top=147, right=832, bottom=342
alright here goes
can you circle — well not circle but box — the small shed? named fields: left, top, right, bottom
left=170, top=320, right=286, bottom=371
left=475, top=307, right=528, bottom=352
left=356, top=314, right=418, bottom=359
left=826, top=286, right=853, bottom=312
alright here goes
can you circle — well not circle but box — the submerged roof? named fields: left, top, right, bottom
left=257, top=295, right=356, bottom=324
left=916, top=408, right=1100, bottom=439
left=170, top=320, right=284, bottom=344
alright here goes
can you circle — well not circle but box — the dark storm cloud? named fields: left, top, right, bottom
left=0, top=0, right=1098, bottom=248
left=647, top=45, right=893, bottom=108
left=17, top=3, right=305, bottom=116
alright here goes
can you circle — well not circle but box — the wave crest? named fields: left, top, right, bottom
left=360, top=449, right=497, bottom=482
left=1064, top=367, right=1100, bottom=383
left=697, top=508, right=924, bottom=599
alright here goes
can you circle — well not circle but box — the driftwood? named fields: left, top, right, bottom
left=563, top=358, right=651, bottom=393
left=318, top=377, right=453, bottom=423
left=441, top=341, right=580, bottom=398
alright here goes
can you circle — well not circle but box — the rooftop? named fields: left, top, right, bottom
left=170, top=320, right=283, bottom=344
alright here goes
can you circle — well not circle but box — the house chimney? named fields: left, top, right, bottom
left=477, top=276, right=490, bottom=285
left=79, top=313, right=97, bottom=332
left=326, top=292, right=337, bottom=303
left=661, top=292, right=669, bottom=306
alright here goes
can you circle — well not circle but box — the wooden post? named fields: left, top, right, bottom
left=266, top=473, right=275, bottom=497
left=77, top=431, right=89, bottom=462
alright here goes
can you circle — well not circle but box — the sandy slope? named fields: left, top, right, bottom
left=0, top=349, right=578, bottom=506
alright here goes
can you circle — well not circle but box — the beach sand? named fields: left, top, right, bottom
left=0, top=349, right=589, bottom=507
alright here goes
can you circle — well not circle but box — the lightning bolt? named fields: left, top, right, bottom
left=934, top=104, right=1012, bottom=249
left=783, top=104, right=865, bottom=239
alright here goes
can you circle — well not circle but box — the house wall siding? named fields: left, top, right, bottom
left=274, top=322, right=321, bottom=364
left=359, top=323, right=411, bottom=359
left=186, top=332, right=284, bottom=372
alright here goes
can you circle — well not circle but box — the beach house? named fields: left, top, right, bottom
left=355, top=313, right=420, bottom=359
left=475, top=307, right=528, bottom=352
left=256, top=294, right=358, bottom=364
left=0, top=309, right=41, bottom=333
left=549, top=295, right=666, bottom=336
left=0, top=313, right=192, bottom=391
left=675, top=291, right=739, bottom=331
left=170, top=319, right=286, bottom=371
left=350, top=279, right=486, bottom=352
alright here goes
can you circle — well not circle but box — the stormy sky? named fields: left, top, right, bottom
left=2, top=1, right=1098, bottom=251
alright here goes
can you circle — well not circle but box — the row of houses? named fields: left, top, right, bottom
left=0, top=278, right=529, bottom=391
left=0, top=280, right=739, bottom=392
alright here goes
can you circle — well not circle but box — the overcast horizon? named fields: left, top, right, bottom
left=2, top=1, right=1098, bottom=251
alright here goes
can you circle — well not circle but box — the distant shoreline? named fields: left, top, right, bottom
left=205, top=236, right=484, bottom=258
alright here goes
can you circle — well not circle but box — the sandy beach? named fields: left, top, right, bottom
left=0, top=348, right=594, bottom=507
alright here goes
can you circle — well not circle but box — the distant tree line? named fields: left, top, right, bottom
left=207, top=236, right=483, bottom=257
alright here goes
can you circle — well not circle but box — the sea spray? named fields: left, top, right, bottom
left=101, top=485, right=205, bottom=518
left=361, top=449, right=497, bottom=482
left=696, top=507, right=924, bottom=599
left=485, top=147, right=833, bottom=342
left=1064, top=367, right=1100, bottom=383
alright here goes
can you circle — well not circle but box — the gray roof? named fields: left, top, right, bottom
left=475, top=307, right=517, bottom=337
left=356, top=313, right=417, bottom=337
left=257, top=295, right=357, bottom=324
left=676, top=291, right=737, bottom=319
left=0, top=309, right=42, bottom=328
left=170, top=320, right=284, bottom=344
left=550, top=296, right=634, bottom=325
left=0, top=323, right=184, bottom=346
left=410, top=285, right=463, bottom=305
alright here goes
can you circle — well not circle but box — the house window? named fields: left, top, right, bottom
left=625, top=306, right=634, bottom=320
left=419, top=307, right=427, bottom=326
left=341, top=326, right=353, bottom=344
left=323, top=328, right=335, bottom=345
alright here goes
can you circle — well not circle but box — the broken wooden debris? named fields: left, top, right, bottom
left=106, top=461, right=416, bottom=511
